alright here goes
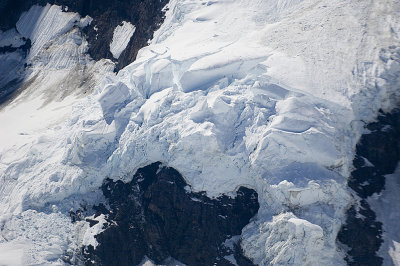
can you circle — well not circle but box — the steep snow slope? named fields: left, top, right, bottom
left=0, top=0, right=399, bottom=265
left=0, top=4, right=113, bottom=152
left=0, top=6, right=114, bottom=264
left=110, top=21, right=136, bottom=59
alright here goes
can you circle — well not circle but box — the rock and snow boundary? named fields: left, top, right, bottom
left=370, top=163, right=400, bottom=266
left=0, top=0, right=399, bottom=265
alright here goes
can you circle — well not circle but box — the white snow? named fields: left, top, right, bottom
left=0, top=4, right=114, bottom=154
left=369, top=163, right=400, bottom=266
left=81, top=214, right=107, bottom=248
left=16, top=4, right=79, bottom=62
left=0, top=0, right=399, bottom=265
left=0, top=242, right=24, bottom=266
left=110, top=21, right=136, bottom=59
left=242, top=213, right=325, bottom=265
left=0, top=6, right=114, bottom=264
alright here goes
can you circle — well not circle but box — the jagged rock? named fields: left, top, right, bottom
left=337, top=200, right=383, bottom=265
left=80, top=162, right=259, bottom=266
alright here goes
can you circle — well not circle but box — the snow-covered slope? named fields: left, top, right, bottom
left=0, top=6, right=114, bottom=263
left=110, top=21, right=136, bottom=59
left=0, top=0, right=399, bottom=265
left=0, top=4, right=113, bottom=153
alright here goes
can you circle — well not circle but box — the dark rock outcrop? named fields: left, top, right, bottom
left=338, top=109, right=400, bottom=265
left=76, top=162, right=259, bottom=266
left=0, top=0, right=169, bottom=70
left=349, top=110, right=400, bottom=198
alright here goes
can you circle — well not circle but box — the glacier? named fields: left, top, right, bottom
left=0, top=0, right=399, bottom=265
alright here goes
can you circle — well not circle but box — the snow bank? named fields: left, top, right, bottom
left=0, top=4, right=114, bottom=153
left=242, top=213, right=326, bottom=265
left=81, top=214, right=107, bottom=248
left=0, top=210, right=74, bottom=265
left=0, top=242, right=24, bottom=265
left=110, top=21, right=136, bottom=59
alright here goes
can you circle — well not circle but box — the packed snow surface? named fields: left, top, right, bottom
left=110, top=21, right=136, bottom=59
left=0, top=0, right=400, bottom=265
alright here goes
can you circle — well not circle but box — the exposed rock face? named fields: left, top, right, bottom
left=79, top=162, right=259, bottom=266
left=0, top=0, right=169, bottom=70
left=350, top=110, right=400, bottom=198
left=338, top=109, right=400, bottom=265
